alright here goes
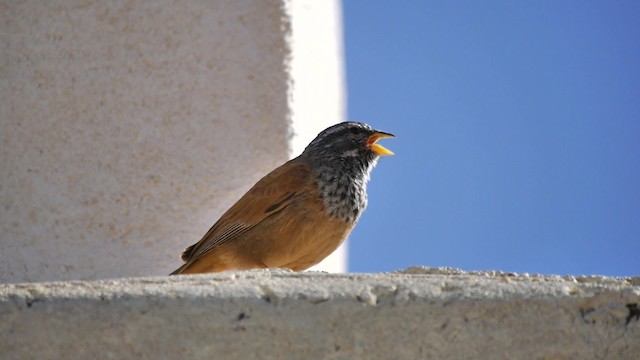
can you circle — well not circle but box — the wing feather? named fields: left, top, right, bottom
left=181, top=160, right=311, bottom=263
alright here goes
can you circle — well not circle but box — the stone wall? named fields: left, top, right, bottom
left=0, top=0, right=346, bottom=282
left=1, top=268, right=638, bottom=359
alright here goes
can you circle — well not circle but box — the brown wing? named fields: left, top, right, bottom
left=180, top=159, right=312, bottom=264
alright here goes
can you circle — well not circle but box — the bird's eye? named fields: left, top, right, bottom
left=349, top=127, right=359, bottom=135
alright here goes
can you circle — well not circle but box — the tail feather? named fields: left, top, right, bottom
left=171, top=243, right=197, bottom=275
left=169, top=262, right=189, bottom=275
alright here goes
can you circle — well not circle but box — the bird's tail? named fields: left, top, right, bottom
left=169, top=262, right=189, bottom=275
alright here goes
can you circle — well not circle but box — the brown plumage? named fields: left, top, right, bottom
left=170, top=122, right=394, bottom=275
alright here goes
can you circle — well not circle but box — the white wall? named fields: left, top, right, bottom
left=288, top=0, right=347, bottom=272
left=0, top=0, right=345, bottom=283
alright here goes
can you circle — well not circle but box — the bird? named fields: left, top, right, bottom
left=170, top=121, right=394, bottom=275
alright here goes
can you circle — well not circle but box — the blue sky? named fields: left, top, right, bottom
left=343, top=1, right=640, bottom=276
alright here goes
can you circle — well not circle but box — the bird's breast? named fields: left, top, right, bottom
left=314, top=166, right=369, bottom=224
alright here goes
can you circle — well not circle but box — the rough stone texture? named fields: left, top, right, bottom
left=0, top=0, right=345, bottom=283
left=1, top=268, right=639, bottom=359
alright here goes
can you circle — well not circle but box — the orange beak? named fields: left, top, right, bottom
left=367, top=131, right=395, bottom=156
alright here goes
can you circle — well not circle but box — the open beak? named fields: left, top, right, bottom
left=367, top=131, right=395, bottom=156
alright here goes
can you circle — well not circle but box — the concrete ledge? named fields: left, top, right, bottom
left=2, top=268, right=639, bottom=359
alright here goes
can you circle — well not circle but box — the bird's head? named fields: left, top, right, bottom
left=302, top=122, right=395, bottom=171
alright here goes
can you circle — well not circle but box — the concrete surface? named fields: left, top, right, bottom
left=0, top=0, right=345, bottom=283
left=1, top=267, right=639, bottom=359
